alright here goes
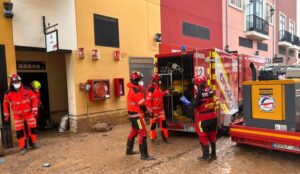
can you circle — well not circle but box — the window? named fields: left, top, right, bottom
left=290, top=21, right=295, bottom=35
left=257, top=42, right=268, bottom=51
left=289, top=50, right=295, bottom=57
left=279, top=14, right=286, bottom=40
left=230, top=0, right=243, bottom=10
left=279, top=46, right=286, bottom=55
left=239, top=37, right=253, bottom=48
left=265, top=3, right=274, bottom=24
left=182, top=22, right=210, bottom=40
left=94, top=14, right=119, bottom=47
left=255, top=0, right=263, bottom=18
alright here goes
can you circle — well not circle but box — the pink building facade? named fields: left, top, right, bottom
left=223, top=0, right=276, bottom=64
left=276, top=0, right=299, bottom=65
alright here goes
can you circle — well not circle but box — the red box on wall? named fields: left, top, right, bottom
left=87, top=79, right=110, bottom=101
left=113, top=50, right=120, bottom=61
left=113, top=78, right=124, bottom=97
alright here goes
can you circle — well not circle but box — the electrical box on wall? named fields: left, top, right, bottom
left=87, top=79, right=110, bottom=101
left=113, top=78, right=125, bottom=97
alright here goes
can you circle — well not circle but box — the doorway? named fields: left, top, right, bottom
left=18, top=72, right=50, bottom=130
left=0, top=45, right=13, bottom=148
left=129, top=57, right=154, bottom=91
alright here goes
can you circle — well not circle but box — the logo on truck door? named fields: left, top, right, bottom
left=258, top=96, right=275, bottom=112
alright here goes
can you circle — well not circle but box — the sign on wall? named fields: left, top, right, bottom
left=17, top=61, right=46, bottom=70
left=46, top=30, right=59, bottom=52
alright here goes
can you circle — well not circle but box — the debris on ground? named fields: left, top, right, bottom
left=42, top=163, right=51, bottom=168
left=91, top=122, right=113, bottom=132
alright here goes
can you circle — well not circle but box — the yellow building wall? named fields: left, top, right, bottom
left=0, top=0, right=16, bottom=75
left=74, top=0, right=161, bottom=116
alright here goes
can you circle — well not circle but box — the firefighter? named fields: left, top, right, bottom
left=126, top=71, right=155, bottom=160
left=31, top=80, right=46, bottom=130
left=146, top=73, right=171, bottom=145
left=3, top=74, right=39, bottom=155
left=180, top=75, right=217, bottom=161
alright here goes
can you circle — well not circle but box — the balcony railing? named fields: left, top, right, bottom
left=279, top=30, right=292, bottom=43
left=292, top=35, right=300, bottom=46
left=246, top=14, right=269, bottom=35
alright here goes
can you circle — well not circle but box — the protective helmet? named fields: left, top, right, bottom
left=151, top=73, right=162, bottom=83
left=130, top=71, right=144, bottom=81
left=9, top=74, right=21, bottom=83
left=194, top=75, right=207, bottom=86
left=31, top=80, right=41, bottom=89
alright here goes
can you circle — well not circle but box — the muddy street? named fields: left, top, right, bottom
left=0, top=123, right=300, bottom=174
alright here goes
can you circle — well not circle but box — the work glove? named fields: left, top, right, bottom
left=150, top=112, right=154, bottom=119
left=4, top=116, right=9, bottom=122
left=164, top=89, right=170, bottom=95
left=32, top=110, right=38, bottom=118
left=144, top=111, right=150, bottom=119
left=180, top=96, right=190, bottom=106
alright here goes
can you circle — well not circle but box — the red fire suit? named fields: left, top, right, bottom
left=3, top=86, right=38, bottom=149
left=32, top=90, right=41, bottom=117
left=145, top=84, right=168, bottom=140
left=193, top=87, right=217, bottom=145
left=127, top=83, right=148, bottom=144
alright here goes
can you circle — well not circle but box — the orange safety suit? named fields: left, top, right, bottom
left=3, top=86, right=38, bottom=149
left=127, top=83, right=148, bottom=144
left=146, top=84, right=169, bottom=141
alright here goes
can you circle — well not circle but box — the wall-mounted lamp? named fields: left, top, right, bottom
left=3, top=2, right=13, bottom=18
left=154, top=33, right=162, bottom=42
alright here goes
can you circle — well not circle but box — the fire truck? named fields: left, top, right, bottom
left=155, top=48, right=269, bottom=132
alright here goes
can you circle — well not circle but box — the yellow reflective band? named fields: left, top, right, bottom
left=207, top=80, right=211, bottom=86
left=137, top=119, right=142, bottom=130
left=211, top=51, right=216, bottom=58
left=211, top=63, right=215, bottom=69
left=207, top=68, right=210, bottom=75
left=212, top=74, right=216, bottom=80
left=212, top=85, right=216, bottom=90
left=199, top=122, right=203, bottom=132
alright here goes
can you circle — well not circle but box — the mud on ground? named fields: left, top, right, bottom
left=0, top=123, right=300, bottom=174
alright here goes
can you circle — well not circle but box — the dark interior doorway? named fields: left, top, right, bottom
left=0, top=45, right=13, bottom=148
left=18, top=72, right=51, bottom=130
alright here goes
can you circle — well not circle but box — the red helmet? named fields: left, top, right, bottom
left=9, top=74, right=22, bottom=83
left=151, top=73, right=162, bottom=83
left=130, top=71, right=144, bottom=81
left=194, top=75, right=207, bottom=86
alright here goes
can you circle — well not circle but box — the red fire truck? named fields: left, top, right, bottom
left=155, top=48, right=269, bottom=132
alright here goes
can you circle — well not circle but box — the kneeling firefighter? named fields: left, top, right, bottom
left=180, top=75, right=217, bottom=161
left=126, top=71, right=155, bottom=160
left=146, top=73, right=171, bottom=144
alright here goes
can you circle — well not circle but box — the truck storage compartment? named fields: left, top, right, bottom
left=158, top=54, right=194, bottom=123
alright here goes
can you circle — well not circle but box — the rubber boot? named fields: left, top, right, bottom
left=139, top=137, right=155, bottom=160
left=161, top=131, right=171, bottom=144
left=210, top=142, right=217, bottom=161
left=19, top=148, right=28, bottom=155
left=126, top=138, right=139, bottom=155
left=198, top=144, right=209, bottom=161
left=151, top=138, right=159, bottom=145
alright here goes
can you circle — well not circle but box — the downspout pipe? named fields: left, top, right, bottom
left=225, top=0, right=229, bottom=51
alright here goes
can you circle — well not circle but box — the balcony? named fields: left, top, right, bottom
left=278, top=30, right=293, bottom=47
left=245, top=15, right=270, bottom=41
left=291, top=35, right=300, bottom=50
